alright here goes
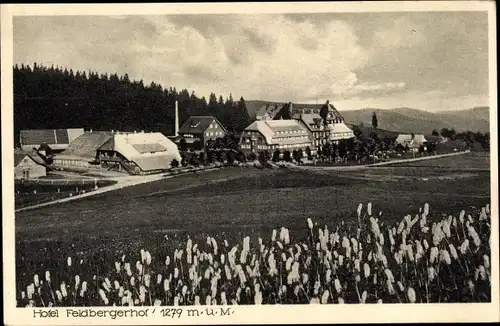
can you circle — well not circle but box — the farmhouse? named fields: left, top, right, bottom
left=20, top=128, right=84, bottom=152
left=178, top=116, right=227, bottom=148
left=239, top=120, right=313, bottom=154
left=14, top=149, right=47, bottom=179
left=395, top=134, right=428, bottom=151
left=97, top=131, right=181, bottom=175
left=52, top=130, right=114, bottom=170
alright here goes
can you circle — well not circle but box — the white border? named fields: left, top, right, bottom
left=2, top=2, right=498, bottom=325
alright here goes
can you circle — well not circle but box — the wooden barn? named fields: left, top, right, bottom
left=52, top=130, right=114, bottom=171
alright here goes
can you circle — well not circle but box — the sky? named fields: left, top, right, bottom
left=13, top=11, right=490, bottom=111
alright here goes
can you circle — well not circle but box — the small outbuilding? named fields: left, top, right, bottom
left=14, top=149, right=47, bottom=179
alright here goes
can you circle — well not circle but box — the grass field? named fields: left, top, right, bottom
left=15, top=180, right=117, bottom=209
left=15, top=152, right=490, bottom=287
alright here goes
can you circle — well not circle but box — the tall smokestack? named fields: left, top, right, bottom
left=174, top=100, right=179, bottom=137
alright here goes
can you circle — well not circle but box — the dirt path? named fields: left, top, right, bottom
left=15, top=151, right=472, bottom=212
left=292, top=150, right=471, bottom=172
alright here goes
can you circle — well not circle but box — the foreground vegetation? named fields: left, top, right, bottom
left=17, top=203, right=491, bottom=306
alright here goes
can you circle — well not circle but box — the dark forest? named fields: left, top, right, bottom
left=13, top=63, right=251, bottom=145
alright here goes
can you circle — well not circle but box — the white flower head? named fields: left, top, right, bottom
left=145, top=251, right=152, bottom=266
left=449, top=244, right=458, bottom=260
left=307, top=218, right=314, bottom=230
left=484, top=255, right=490, bottom=269
left=334, top=278, right=342, bottom=293
left=357, top=203, right=363, bottom=218
left=321, top=290, right=330, bottom=304
left=423, top=203, right=429, bottom=216
left=407, top=287, right=416, bottom=303
left=478, top=265, right=487, bottom=280
left=427, top=267, right=436, bottom=282
left=363, top=263, right=370, bottom=278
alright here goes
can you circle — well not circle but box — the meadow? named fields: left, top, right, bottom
left=15, top=179, right=117, bottom=208
left=15, top=153, right=490, bottom=287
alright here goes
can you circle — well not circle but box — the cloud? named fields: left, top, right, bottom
left=353, top=11, right=489, bottom=99
left=12, top=12, right=489, bottom=110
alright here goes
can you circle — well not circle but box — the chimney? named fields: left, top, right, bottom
left=174, top=100, right=179, bottom=137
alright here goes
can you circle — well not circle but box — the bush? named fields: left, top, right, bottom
left=170, top=159, right=179, bottom=169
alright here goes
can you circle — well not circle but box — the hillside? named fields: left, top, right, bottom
left=341, top=107, right=490, bottom=134
left=345, top=124, right=401, bottom=139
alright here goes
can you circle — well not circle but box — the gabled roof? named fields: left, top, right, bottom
left=291, top=103, right=344, bottom=121
left=329, top=122, right=354, bottom=134
left=14, top=153, right=27, bottom=166
left=395, top=134, right=427, bottom=147
left=256, top=101, right=344, bottom=121
left=295, top=113, right=324, bottom=131
left=61, top=131, right=113, bottom=159
left=255, top=103, right=287, bottom=120
left=97, top=132, right=182, bottom=172
left=13, top=149, right=46, bottom=166
left=396, top=134, right=427, bottom=143
left=20, top=128, right=84, bottom=147
left=178, top=116, right=226, bottom=134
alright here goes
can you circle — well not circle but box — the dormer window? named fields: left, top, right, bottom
left=190, top=122, right=201, bottom=128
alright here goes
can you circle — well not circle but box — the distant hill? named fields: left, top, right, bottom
left=345, top=123, right=401, bottom=139
left=341, top=107, right=490, bottom=134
